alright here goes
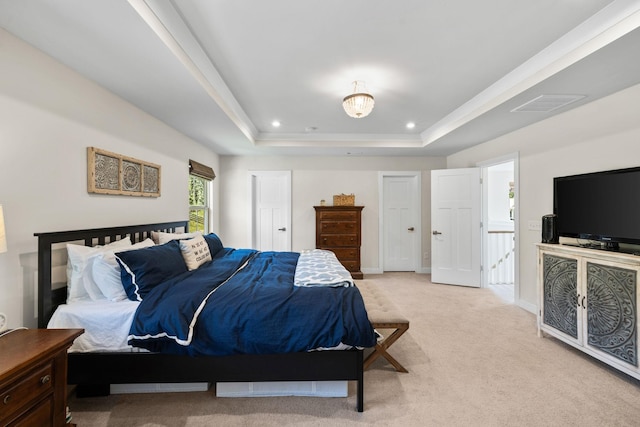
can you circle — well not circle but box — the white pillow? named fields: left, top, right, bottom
left=66, top=237, right=132, bottom=303
left=91, top=238, right=155, bottom=302
left=179, top=234, right=212, bottom=270
left=152, top=230, right=202, bottom=245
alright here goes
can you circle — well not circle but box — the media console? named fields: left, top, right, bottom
left=537, top=243, right=640, bottom=380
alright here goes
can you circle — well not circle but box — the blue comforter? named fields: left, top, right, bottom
left=128, top=248, right=376, bottom=356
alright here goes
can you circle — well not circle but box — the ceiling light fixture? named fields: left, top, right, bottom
left=342, top=81, right=375, bottom=118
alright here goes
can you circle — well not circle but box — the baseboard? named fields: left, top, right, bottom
left=361, top=268, right=430, bottom=275
left=110, top=383, right=210, bottom=394
left=516, top=299, right=537, bottom=314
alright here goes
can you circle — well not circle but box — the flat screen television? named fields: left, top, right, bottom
left=553, top=166, right=640, bottom=250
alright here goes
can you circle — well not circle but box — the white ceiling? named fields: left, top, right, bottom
left=2, top=0, right=640, bottom=157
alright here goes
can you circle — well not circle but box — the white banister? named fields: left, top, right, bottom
left=488, top=231, right=514, bottom=285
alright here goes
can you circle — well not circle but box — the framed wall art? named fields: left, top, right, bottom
left=87, top=147, right=161, bottom=197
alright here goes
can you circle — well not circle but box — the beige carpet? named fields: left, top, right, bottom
left=68, top=273, right=640, bottom=426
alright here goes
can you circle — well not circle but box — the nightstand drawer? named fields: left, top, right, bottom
left=1, top=363, right=54, bottom=418
left=11, top=395, right=53, bottom=427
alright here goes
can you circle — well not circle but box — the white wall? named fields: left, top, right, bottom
left=447, top=82, right=640, bottom=310
left=219, top=156, right=446, bottom=273
left=0, top=29, right=219, bottom=329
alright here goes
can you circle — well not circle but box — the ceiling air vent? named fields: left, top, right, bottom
left=510, top=94, right=586, bottom=113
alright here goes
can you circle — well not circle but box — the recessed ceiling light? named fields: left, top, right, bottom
left=272, top=120, right=281, bottom=127
left=406, top=122, right=416, bottom=129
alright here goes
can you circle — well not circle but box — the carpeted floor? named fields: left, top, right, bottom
left=68, top=273, right=640, bottom=426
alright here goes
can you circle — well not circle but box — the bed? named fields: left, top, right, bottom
left=35, top=221, right=374, bottom=412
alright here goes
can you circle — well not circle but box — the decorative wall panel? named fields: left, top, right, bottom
left=87, top=147, right=161, bottom=197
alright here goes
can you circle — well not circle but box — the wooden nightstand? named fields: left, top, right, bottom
left=0, top=328, right=83, bottom=427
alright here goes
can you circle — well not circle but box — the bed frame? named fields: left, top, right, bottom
left=35, top=221, right=365, bottom=412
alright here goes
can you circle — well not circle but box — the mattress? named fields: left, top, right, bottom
left=48, top=300, right=141, bottom=352
left=48, top=299, right=355, bottom=353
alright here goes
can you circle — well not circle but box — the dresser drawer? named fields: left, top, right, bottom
left=318, top=210, right=359, bottom=221
left=340, top=260, right=360, bottom=272
left=319, top=234, right=359, bottom=247
left=1, top=363, right=54, bottom=419
left=330, top=248, right=359, bottom=261
left=320, top=221, right=357, bottom=233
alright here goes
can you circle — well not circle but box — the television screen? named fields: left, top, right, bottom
left=553, top=166, right=640, bottom=248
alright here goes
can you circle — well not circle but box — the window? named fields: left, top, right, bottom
left=189, top=175, right=209, bottom=233
left=189, top=160, right=216, bottom=233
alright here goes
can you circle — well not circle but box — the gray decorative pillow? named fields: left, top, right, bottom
left=179, top=234, right=212, bottom=270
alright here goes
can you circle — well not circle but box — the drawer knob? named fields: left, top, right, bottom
left=3, top=394, right=10, bottom=404
left=40, top=374, right=51, bottom=385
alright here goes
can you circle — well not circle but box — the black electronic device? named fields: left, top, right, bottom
left=554, top=166, right=640, bottom=250
left=541, top=214, right=558, bottom=244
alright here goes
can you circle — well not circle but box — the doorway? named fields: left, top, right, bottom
left=430, top=154, right=519, bottom=303
left=481, top=157, right=517, bottom=303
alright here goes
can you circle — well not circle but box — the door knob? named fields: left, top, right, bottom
left=278, top=227, right=286, bottom=231
left=432, top=230, right=442, bottom=235
left=408, top=227, right=415, bottom=231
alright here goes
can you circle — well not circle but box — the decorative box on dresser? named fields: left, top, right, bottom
left=537, top=243, right=640, bottom=380
left=314, top=205, right=364, bottom=279
left=0, top=328, right=83, bottom=427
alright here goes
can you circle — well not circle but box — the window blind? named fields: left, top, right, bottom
left=189, top=159, right=216, bottom=180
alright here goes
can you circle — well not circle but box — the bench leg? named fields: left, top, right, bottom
left=364, top=323, right=409, bottom=373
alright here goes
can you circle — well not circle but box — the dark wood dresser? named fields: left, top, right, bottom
left=0, top=328, right=83, bottom=427
left=314, top=205, right=364, bottom=279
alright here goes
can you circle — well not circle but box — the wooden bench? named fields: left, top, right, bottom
left=357, top=281, right=410, bottom=373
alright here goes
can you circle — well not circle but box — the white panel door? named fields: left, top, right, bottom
left=250, top=171, right=291, bottom=251
left=383, top=176, right=417, bottom=271
left=431, top=168, right=481, bottom=287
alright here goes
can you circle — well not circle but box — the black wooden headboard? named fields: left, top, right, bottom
left=34, top=221, right=189, bottom=328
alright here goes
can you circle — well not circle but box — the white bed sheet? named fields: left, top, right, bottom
left=48, top=300, right=140, bottom=352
